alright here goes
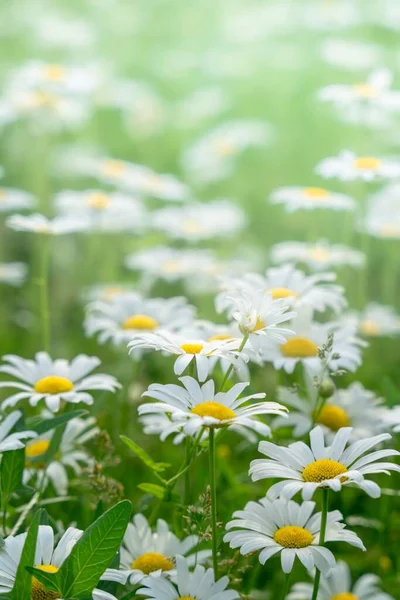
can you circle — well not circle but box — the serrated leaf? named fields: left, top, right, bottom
left=27, top=410, right=88, bottom=435
left=12, top=509, right=48, bottom=599
left=58, top=500, right=131, bottom=598
left=138, top=482, right=166, bottom=499
left=1, top=448, right=25, bottom=498
left=120, top=435, right=170, bottom=473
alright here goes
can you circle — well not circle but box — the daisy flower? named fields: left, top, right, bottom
left=355, top=303, right=400, bottom=337
left=0, top=410, right=36, bottom=452
left=0, top=186, right=35, bottom=212
left=363, top=193, right=400, bottom=239
left=224, top=497, right=364, bottom=574
left=315, top=150, right=400, bottom=182
left=176, top=86, right=229, bottom=129
left=109, top=514, right=210, bottom=584
left=137, top=555, right=239, bottom=600
left=321, top=38, right=382, bottom=71
left=270, top=240, right=365, bottom=272
left=23, top=415, right=99, bottom=496
left=0, top=352, right=121, bottom=412
left=85, top=293, right=195, bottom=346
left=0, top=262, right=28, bottom=286
left=84, top=283, right=138, bottom=303
left=6, top=213, right=89, bottom=235
left=250, top=425, right=400, bottom=500
left=151, top=199, right=245, bottom=241
left=270, top=186, right=355, bottom=212
left=139, top=376, right=287, bottom=439
left=288, top=560, right=393, bottom=600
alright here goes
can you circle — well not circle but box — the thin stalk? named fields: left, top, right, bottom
left=280, top=572, right=291, bottom=600
left=184, top=436, right=191, bottom=506
left=39, top=235, right=51, bottom=352
left=2, top=494, right=8, bottom=536
left=218, top=334, right=248, bottom=392
left=209, top=428, right=218, bottom=577
left=311, top=489, right=329, bottom=600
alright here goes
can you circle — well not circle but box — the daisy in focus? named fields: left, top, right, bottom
left=270, top=186, right=355, bottom=212
left=270, top=240, right=365, bottom=272
left=137, top=555, right=239, bottom=600
left=0, top=352, right=120, bottom=412
left=0, top=410, right=36, bottom=452
left=0, top=186, right=35, bottom=212
left=288, top=559, right=394, bottom=600
left=250, top=425, right=400, bottom=500
left=6, top=213, right=89, bottom=235
left=139, top=376, right=287, bottom=438
left=224, top=497, right=364, bottom=574
left=316, top=150, right=400, bottom=182
left=0, top=262, right=28, bottom=286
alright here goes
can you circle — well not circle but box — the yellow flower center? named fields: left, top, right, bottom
left=131, top=552, right=174, bottom=574
left=178, top=597, right=196, bottom=600
left=316, top=405, right=350, bottom=430
left=308, top=247, right=331, bottom=262
left=360, top=319, right=380, bottom=336
left=32, top=565, right=60, bottom=600
left=208, top=334, right=234, bottom=342
left=377, top=224, right=400, bottom=238
left=353, top=83, right=378, bottom=99
left=331, top=594, right=359, bottom=600
left=251, top=316, right=265, bottom=332
left=273, top=526, right=313, bottom=548
left=162, top=259, right=183, bottom=273
left=30, top=91, right=59, bottom=108
left=214, top=138, right=237, bottom=157
left=303, top=187, right=330, bottom=199
left=180, top=343, right=204, bottom=354
left=353, top=157, right=381, bottom=170
left=34, top=376, right=74, bottom=395
left=102, top=286, right=124, bottom=300
left=191, top=401, right=236, bottom=423
left=267, top=287, right=297, bottom=300
left=101, top=160, right=126, bottom=178
left=302, top=459, right=348, bottom=483
left=44, top=64, right=65, bottom=81
left=280, top=337, right=318, bottom=358
left=122, top=314, right=158, bottom=330
left=0, top=188, right=6, bottom=200
left=183, top=219, right=203, bottom=234
left=25, top=440, right=50, bottom=468
left=87, top=192, right=110, bottom=210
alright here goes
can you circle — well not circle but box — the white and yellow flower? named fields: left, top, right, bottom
left=0, top=352, right=120, bottom=412
left=351, top=303, right=400, bottom=337
left=0, top=262, right=28, bottom=286
left=6, top=213, right=89, bottom=235
left=270, top=186, right=355, bottom=212
left=270, top=240, right=365, bottom=272
left=363, top=190, right=400, bottom=239
left=0, top=186, right=35, bottom=212
left=316, top=150, right=400, bottom=182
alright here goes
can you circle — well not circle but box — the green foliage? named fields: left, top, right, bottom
left=1, top=449, right=25, bottom=499
left=11, top=509, right=44, bottom=600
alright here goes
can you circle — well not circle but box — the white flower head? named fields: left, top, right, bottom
left=270, top=240, right=365, bottom=272
left=0, top=352, right=121, bottom=412
left=139, top=376, right=287, bottom=439
left=224, top=496, right=364, bottom=574
left=250, top=425, right=400, bottom=500
left=0, top=410, right=36, bottom=452
left=0, top=186, right=36, bottom=212
left=321, top=38, right=382, bottom=71
left=270, top=186, right=355, bottom=212
left=363, top=189, right=400, bottom=239
left=352, top=303, right=400, bottom=337
left=6, top=213, right=89, bottom=235
left=316, top=150, right=400, bottom=182
left=0, top=262, right=28, bottom=286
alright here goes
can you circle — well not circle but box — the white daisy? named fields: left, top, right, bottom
left=321, top=38, right=382, bottom=71
left=85, top=293, right=195, bottom=346
left=288, top=560, right=393, bottom=600
left=250, top=425, right=400, bottom=500
left=363, top=192, right=400, bottom=239
left=137, top=554, right=239, bottom=600
left=270, top=240, right=365, bottom=272
left=23, top=415, right=99, bottom=496
left=84, top=283, right=138, bottom=303
left=139, top=376, right=287, bottom=439
left=224, top=497, right=364, bottom=574
left=176, top=86, right=229, bottom=129
left=383, top=406, right=400, bottom=433
left=353, top=303, right=400, bottom=337
left=0, top=262, right=28, bottom=286
left=0, top=410, right=36, bottom=452
left=0, top=352, right=121, bottom=412
left=139, top=413, right=187, bottom=445
left=270, top=186, right=355, bottom=212
left=109, top=514, right=210, bottom=584
left=316, top=150, right=400, bottom=182
left=6, top=213, right=89, bottom=235
left=0, top=186, right=35, bottom=212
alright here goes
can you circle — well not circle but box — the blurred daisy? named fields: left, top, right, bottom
left=181, top=119, right=274, bottom=183
left=383, top=406, right=400, bottom=433
left=24, top=415, right=98, bottom=496
left=85, top=293, right=195, bottom=346
left=288, top=560, right=393, bottom=600
left=139, top=376, right=287, bottom=438
left=6, top=213, right=89, bottom=235
left=274, top=381, right=388, bottom=441
left=270, top=186, right=355, bottom=212
left=355, top=303, right=400, bottom=337
left=270, top=240, right=365, bottom=271
left=301, top=0, right=361, bottom=31
left=224, top=497, right=364, bottom=574
left=0, top=186, right=35, bottom=212
left=0, top=410, right=36, bottom=452
left=250, top=425, right=400, bottom=500
left=0, top=262, right=27, bottom=286
left=316, top=150, right=400, bottom=182
left=151, top=199, right=245, bottom=241
left=84, top=283, right=138, bottom=303
left=33, top=13, right=95, bottom=50
left=139, top=413, right=187, bottom=445
left=176, top=86, right=229, bottom=128
left=137, top=555, right=239, bottom=600
left=111, top=514, right=210, bottom=584
left=363, top=193, right=400, bottom=239
left=0, top=352, right=120, bottom=412
left=321, top=38, right=383, bottom=71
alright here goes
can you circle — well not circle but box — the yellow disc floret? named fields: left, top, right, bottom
left=267, top=287, right=297, bottom=300
left=353, top=157, right=381, bottom=170
left=191, top=402, right=236, bottom=422
left=280, top=337, right=318, bottom=358
left=122, top=314, right=158, bottom=330
left=251, top=316, right=265, bottom=332
left=316, top=405, right=350, bottom=431
left=34, top=376, right=74, bottom=395
left=331, top=594, right=359, bottom=600
left=44, top=64, right=65, bottom=81
left=353, top=83, right=378, bottom=99
left=273, top=525, right=313, bottom=548
left=87, top=192, right=110, bottom=210
left=102, top=160, right=126, bottom=178
left=208, top=334, right=234, bottom=342
left=360, top=319, right=380, bottom=336
left=302, top=459, right=348, bottom=483
left=32, top=565, right=60, bottom=600
left=303, top=187, right=329, bottom=199
left=132, top=552, right=174, bottom=574
left=178, top=597, right=197, bottom=600
left=25, top=440, right=51, bottom=468
left=180, top=343, right=204, bottom=354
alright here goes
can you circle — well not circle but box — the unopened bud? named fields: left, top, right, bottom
left=319, top=379, right=335, bottom=399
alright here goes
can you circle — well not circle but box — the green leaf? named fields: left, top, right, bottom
left=120, top=435, right=170, bottom=473
left=11, top=509, right=47, bottom=599
left=138, top=482, right=166, bottom=499
left=25, top=567, right=60, bottom=593
left=1, top=448, right=25, bottom=498
left=27, top=410, right=89, bottom=435
left=58, top=500, right=131, bottom=598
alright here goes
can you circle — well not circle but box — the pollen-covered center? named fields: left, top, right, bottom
left=191, top=401, right=236, bottom=422
left=162, top=259, right=183, bottom=273
left=267, top=287, right=297, bottom=300
left=360, top=319, right=380, bottom=336
left=25, top=440, right=50, bottom=468
left=180, top=342, right=204, bottom=354
left=251, top=316, right=265, bottom=332
left=34, top=376, right=74, bottom=394
left=32, top=565, right=60, bottom=600
left=353, top=83, right=378, bottom=99
left=183, top=219, right=203, bottom=234
left=178, top=597, right=197, bottom=600
left=303, top=187, right=329, bottom=199
left=44, top=64, right=65, bottom=81
left=273, top=525, right=313, bottom=548
left=280, top=337, right=318, bottom=358
left=316, top=405, right=350, bottom=430
left=208, top=334, right=234, bottom=342
left=308, top=247, right=331, bottom=263
left=331, top=594, right=359, bottom=600
left=87, top=192, right=110, bottom=210
left=122, top=314, right=158, bottom=330
left=353, top=157, right=381, bottom=170
left=302, top=459, right=348, bottom=483
left=102, top=160, right=126, bottom=178
left=132, top=552, right=174, bottom=574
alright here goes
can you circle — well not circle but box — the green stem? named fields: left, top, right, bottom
left=2, top=494, right=8, bottom=536
left=218, top=334, right=248, bottom=392
left=184, top=437, right=191, bottom=506
left=39, top=235, right=51, bottom=352
left=280, top=572, right=291, bottom=600
left=311, top=489, right=329, bottom=600
left=209, top=428, right=218, bottom=578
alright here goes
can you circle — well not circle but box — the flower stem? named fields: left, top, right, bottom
left=311, top=489, right=329, bottom=600
left=208, top=427, right=219, bottom=578
left=184, top=436, right=191, bottom=505
left=39, top=235, right=51, bottom=352
left=218, top=333, right=248, bottom=392
left=280, top=572, right=291, bottom=600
